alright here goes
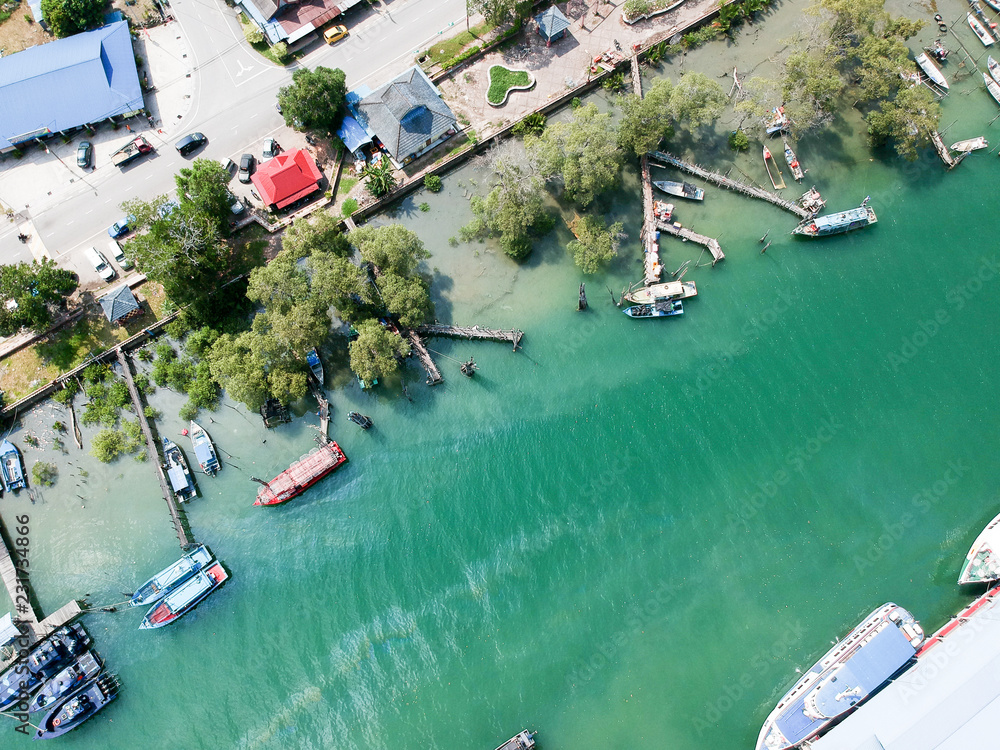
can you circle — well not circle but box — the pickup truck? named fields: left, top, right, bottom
left=111, top=135, right=154, bottom=167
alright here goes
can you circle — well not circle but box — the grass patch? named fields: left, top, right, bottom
left=423, top=21, right=494, bottom=66
left=487, top=65, right=532, bottom=105
left=337, top=176, right=358, bottom=199
left=239, top=14, right=295, bottom=65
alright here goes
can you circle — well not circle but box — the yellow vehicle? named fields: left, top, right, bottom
left=323, top=24, right=348, bottom=44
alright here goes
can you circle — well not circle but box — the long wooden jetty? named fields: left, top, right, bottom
left=310, top=380, right=330, bottom=440
left=116, top=350, right=191, bottom=548
left=416, top=324, right=523, bottom=351
left=648, top=151, right=812, bottom=220
left=640, top=154, right=663, bottom=283
left=405, top=329, right=444, bottom=385
left=630, top=56, right=642, bottom=98
left=929, top=130, right=958, bottom=169
left=655, top=219, right=724, bottom=265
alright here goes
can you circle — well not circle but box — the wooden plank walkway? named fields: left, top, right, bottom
left=648, top=151, right=812, bottom=220
left=630, top=56, right=642, bottom=98
left=116, top=350, right=191, bottom=548
left=405, top=330, right=444, bottom=385
left=311, top=379, right=330, bottom=441
left=656, top=219, right=725, bottom=265
left=415, top=324, right=524, bottom=351
left=37, top=600, right=83, bottom=637
left=639, top=154, right=662, bottom=283
left=929, top=130, right=959, bottom=169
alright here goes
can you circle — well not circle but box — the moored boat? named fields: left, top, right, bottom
left=623, top=299, right=684, bottom=319
left=984, top=71, right=1000, bottom=104
left=969, top=13, right=996, bottom=46
left=763, top=146, right=786, bottom=190
left=782, top=139, right=805, bottom=182
left=347, top=411, right=373, bottom=429
left=139, top=560, right=228, bottom=629
left=989, top=55, right=1000, bottom=84
left=189, top=421, right=220, bottom=476
left=495, top=729, right=536, bottom=750
left=254, top=440, right=348, bottom=506
left=0, top=439, right=25, bottom=492
left=958, top=510, right=1000, bottom=584
left=763, top=105, right=790, bottom=135
left=652, top=179, right=704, bottom=201
left=306, top=347, right=324, bottom=384
left=35, top=674, right=119, bottom=739
left=653, top=200, right=674, bottom=222
left=29, top=651, right=102, bottom=713
left=950, top=136, right=988, bottom=152
left=755, top=603, right=924, bottom=750
left=0, top=624, right=90, bottom=711
left=915, top=52, right=949, bottom=89
left=792, top=203, right=877, bottom=237
left=625, top=280, right=698, bottom=304
left=163, top=437, right=197, bottom=502
left=129, top=543, right=213, bottom=607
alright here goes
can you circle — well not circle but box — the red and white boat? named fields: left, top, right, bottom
left=139, top=561, right=228, bottom=629
left=969, top=13, right=996, bottom=46
left=254, top=440, right=347, bottom=506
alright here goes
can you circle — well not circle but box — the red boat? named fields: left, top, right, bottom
left=139, top=561, right=228, bottom=629
left=254, top=440, right=347, bottom=506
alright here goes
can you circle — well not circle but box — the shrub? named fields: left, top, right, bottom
left=91, top=429, right=129, bottom=462
left=179, top=402, right=199, bottom=421
left=143, top=405, right=161, bottom=420
left=729, top=129, right=750, bottom=152
left=53, top=421, right=66, bottom=432
left=571, top=97, right=582, bottom=109
left=602, top=72, right=626, bottom=93
left=623, top=0, right=652, bottom=17
left=419, top=202, right=430, bottom=212
left=136, top=348, right=154, bottom=362
left=272, top=41, right=289, bottom=62
left=424, top=174, right=443, bottom=192
left=244, top=23, right=265, bottom=44
left=487, top=66, right=532, bottom=105
left=512, top=112, right=546, bottom=137
left=341, top=198, right=358, bottom=217
left=52, top=379, right=79, bottom=404
left=32, top=462, right=57, bottom=487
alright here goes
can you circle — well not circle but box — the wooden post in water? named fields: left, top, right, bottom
left=578, top=283, right=588, bottom=311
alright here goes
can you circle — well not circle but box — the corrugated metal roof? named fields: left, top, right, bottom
left=0, top=21, right=144, bottom=150
left=250, top=149, right=323, bottom=208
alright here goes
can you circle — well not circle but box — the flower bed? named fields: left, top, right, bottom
left=486, top=65, right=535, bottom=106
left=622, top=0, right=686, bottom=25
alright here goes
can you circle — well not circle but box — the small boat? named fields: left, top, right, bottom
left=34, top=674, right=119, bottom=739
left=652, top=179, right=705, bottom=201
left=915, top=52, right=949, bottom=89
left=0, top=439, right=25, bottom=492
left=306, top=347, right=324, bottom=385
left=763, top=105, right=790, bottom=135
left=625, top=280, right=698, bottom=304
left=763, top=146, right=786, bottom=190
left=29, top=651, right=102, bottom=713
left=348, top=411, right=373, bottom=429
left=139, top=560, right=228, bottom=629
left=189, top=421, right=220, bottom=476
left=129, top=543, right=213, bottom=607
left=951, top=136, right=988, bottom=152
left=163, top=438, right=197, bottom=502
left=988, top=0, right=1000, bottom=14
left=495, top=730, right=536, bottom=750
left=989, top=55, right=1000, bottom=84
left=755, top=603, right=924, bottom=750
left=984, top=71, right=1000, bottom=104
left=793, top=203, right=878, bottom=237
left=623, top=299, right=684, bottom=319
left=782, top=139, right=805, bottom=182
left=0, top=625, right=90, bottom=711
left=958, top=510, right=1000, bottom=584
left=969, top=13, right=996, bottom=46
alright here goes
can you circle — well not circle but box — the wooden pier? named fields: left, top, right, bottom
left=648, top=151, right=813, bottom=220
left=630, top=56, right=642, bottom=98
left=415, top=324, right=524, bottom=351
left=405, top=329, right=444, bottom=385
left=929, top=130, right=959, bottom=169
left=116, top=350, right=191, bottom=548
left=640, top=154, right=663, bottom=283
left=656, top=219, right=725, bottom=265
left=310, top=379, right=330, bottom=441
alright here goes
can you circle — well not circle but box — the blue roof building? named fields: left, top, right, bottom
left=0, top=20, right=144, bottom=152
left=536, top=5, right=571, bottom=45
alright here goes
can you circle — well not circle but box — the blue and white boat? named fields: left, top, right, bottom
left=163, top=438, right=197, bottom=502
left=623, top=299, right=684, bottom=319
left=34, top=674, right=119, bottom=739
left=756, top=603, right=924, bottom=750
left=139, top=560, right=228, bottom=629
left=958, top=510, right=1000, bottom=584
left=793, top=204, right=878, bottom=237
left=0, top=625, right=90, bottom=711
left=306, top=347, right=324, bottom=384
left=189, top=421, right=220, bottom=476
left=0, top=439, right=25, bottom=492
left=29, top=651, right=102, bottom=713
left=129, top=544, right=213, bottom=607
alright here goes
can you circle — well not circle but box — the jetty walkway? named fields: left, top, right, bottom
left=415, top=324, right=523, bottom=351
left=405, top=330, right=444, bottom=386
left=648, top=151, right=813, bottom=220
left=116, top=350, right=191, bottom=549
left=656, top=219, right=724, bottom=265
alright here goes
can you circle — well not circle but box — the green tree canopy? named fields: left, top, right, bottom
left=282, top=213, right=352, bottom=259
left=617, top=78, right=675, bottom=157
left=669, top=72, right=727, bottom=129
left=866, top=84, right=940, bottom=161
left=467, top=0, right=531, bottom=26
left=40, top=0, right=104, bottom=38
left=567, top=216, right=625, bottom=274
left=349, top=225, right=430, bottom=277
left=348, top=319, right=411, bottom=384
left=378, top=273, right=433, bottom=328
left=527, top=102, right=622, bottom=207
left=277, top=67, right=348, bottom=134
left=310, top=253, right=378, bottom=323
left=175, top=159, right=234, bottom=233
left=206, top=332, right=273, bottom=411
left=0, top=259, right=78, bottom=336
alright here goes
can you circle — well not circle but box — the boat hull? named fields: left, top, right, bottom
left=624, top=300, right=684, bottom=318
left=984, top=72, right=1000, bottom=104
left=139, top=561, right=228, bottom=629
left=254, top=440, right=347, bottom=506
left=915, top=52, right=949, bottom=88
left=652, top=180, right=704, bottom=201
left=163, top=438, right=197, bottom=502
left=969, top=13, right=996, bottom=46
left=0, top=440, right=25, bottom=492
left=189, top=421, right=220, bottom=475
left=129, top=544, right=213, bottom=607
left=35, top=676, right=117, bottom=739
left=625, top=280, right=697, bottom=304
left=29, top=651, right=101, bottom=713
left=0, top=625, right=90, bottom=711
left=958, top=510, right=1000, bottom=584
left=793, top=206, right=877, bottom=237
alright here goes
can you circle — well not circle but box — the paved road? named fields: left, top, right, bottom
left=19, top=0, right=467, bottom=282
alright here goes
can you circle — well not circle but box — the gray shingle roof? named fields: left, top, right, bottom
left=99, top=285, right=139, bottom=323
left=536, top=5, right=571, bottom=40
left=356, top=67, right=457, bottom=162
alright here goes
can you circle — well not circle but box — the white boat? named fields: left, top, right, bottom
left=652, top=179, right=705, bottom=201
left=958, top=511, right=1000, bottom=584
left=969, top=13, right=996, bottom=46
left=989, top=55, right=1000, bottom=84
left=782, top=139, right=805, bottom=182
left=951, top=136, right=988, bottom=152
left=915, top=52, right=949, bottom=89
left=189, top=421, right=220, bottom=476
left=129, top=544, right=213, bottom=607
left=984, top=71, right=1000, bottom=104
left=988, top=0, right=1000, bottom=14
left=625, top=280, right=698, bottom=304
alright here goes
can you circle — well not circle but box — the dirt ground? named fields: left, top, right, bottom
left=0, top=5, right=51, bottom=56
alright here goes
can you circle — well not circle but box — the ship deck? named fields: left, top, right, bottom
left=256, top=441, right=346, bottom=504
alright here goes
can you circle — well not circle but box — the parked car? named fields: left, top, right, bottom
left=226, top=191, right=245, bottom=215
left=323, top=24, right=348, bottom=44
left=263, top=138, right=278, bottom=158
left=238, top=153, right=255, bottom=183
left=76, top=141, right=92, bottom=168
left=108, top=240, right=133, bottom=271
left=84, top=246, right=116, bottom=283
left=220, top=157, right=236, bottom=177
left=175, top=132, right=207, bottom=156
left=108, top=214, right=136, bottom=239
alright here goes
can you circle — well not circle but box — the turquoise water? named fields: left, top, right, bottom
left=3, top=0, right=1000, bottom=747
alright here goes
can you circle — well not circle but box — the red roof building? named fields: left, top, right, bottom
left=251, top=149, right=324, bottom=209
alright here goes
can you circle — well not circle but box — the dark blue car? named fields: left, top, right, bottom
left=108, top=214, right=136, bottom=239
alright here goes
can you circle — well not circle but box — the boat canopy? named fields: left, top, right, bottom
left=193, top=442, right=215, bottom=469
left=813, top=207, right=869, bottom=231
left=167, top=465, right=189, bottom=493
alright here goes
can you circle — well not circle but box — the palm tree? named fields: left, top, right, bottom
left=362, top=159, right=397, bottom=198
